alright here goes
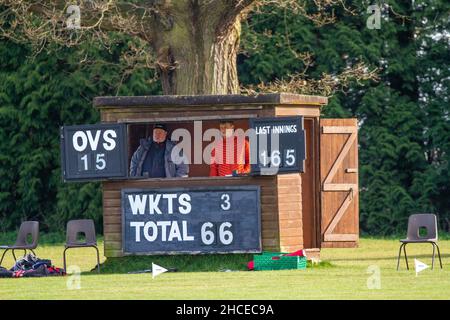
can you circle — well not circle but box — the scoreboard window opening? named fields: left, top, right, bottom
left=126, top=119, right=250, bottom=178
left=126, top=116, right=305, bottom=179
left=61, top=117, right=306, bottom=182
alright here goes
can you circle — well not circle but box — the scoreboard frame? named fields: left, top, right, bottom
left=249, top=116, right=306, bottom=175
left=60, top=123, right=128, bottom=182
left=121, top=185, right=262, bottom=255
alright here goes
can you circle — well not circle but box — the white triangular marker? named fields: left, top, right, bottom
left=414, top=259, right=429, bottom=276
left=152, top=263, right=168, bottom=279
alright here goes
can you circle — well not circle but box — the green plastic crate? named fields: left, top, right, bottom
left=253, top=252, right=307, bottom=271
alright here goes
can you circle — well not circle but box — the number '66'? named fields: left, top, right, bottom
left=201, top=222, right=233, bottom=245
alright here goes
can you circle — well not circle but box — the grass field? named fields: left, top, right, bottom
left=0, top=238, right=449, bottom=300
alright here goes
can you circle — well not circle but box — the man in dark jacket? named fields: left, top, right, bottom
left=129, top=123, right=189, bottom=178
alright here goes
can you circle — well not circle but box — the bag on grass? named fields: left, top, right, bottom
left=0, top=266, right=13, bottom=278
left=6, top=253, right=64, bottom=277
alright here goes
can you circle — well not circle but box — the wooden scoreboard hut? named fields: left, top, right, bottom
left=90, top=93, right=359, bottom=258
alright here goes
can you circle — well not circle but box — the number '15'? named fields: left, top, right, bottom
left=80, top=153, right=106, bottom=171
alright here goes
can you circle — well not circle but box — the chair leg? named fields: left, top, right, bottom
left=397, top=244, right=404, bottom=271
left=93, top=246, right=100, bottom=274
left=63, top=247, right=101, bottom=274
left=30, top=249, right=36, bottom=256
left=434, top=243, right=443, bottom=269
left=0, top=249, right=9, bottom=266
left=431, top=243, right=436, bottom=270
left=403, top=243, right=409, bottom=270
left=63, top=247, right=69, bottom=272
left=12, top=249, right=17, bottom=262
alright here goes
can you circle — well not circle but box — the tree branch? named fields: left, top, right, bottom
left=214, top=0, right=257, bottom=37
left=252, top=0, right=357, bottom=26
left=242, top=62, right=379, bottom=97
left=0, top=0, right=171, bottom=45
left=0, top=0, right=161, bottom=86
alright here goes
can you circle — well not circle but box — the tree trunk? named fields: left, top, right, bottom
left=16, top=0, right=253, bottom=95
left=151, top=1, right=244, bottom=95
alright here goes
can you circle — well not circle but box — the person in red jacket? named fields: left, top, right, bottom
left=209, top=120, right=250, bottom=177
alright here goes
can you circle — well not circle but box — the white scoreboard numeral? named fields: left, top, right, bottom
left=285, top=149, right=296, bottom=166
left=220, top=194, right=231, bottom=211
left=201, top=222, right=215, bottom=245
left=80, top=154, right=88, bottom=171
left=219, top=222, right=233, bottom=245
left=260, top=150, right=269, bottom=166
left=79, top=153, right=106, bottom=171
left=260, top=150, right=284, bottom=167
left=95, top=153, right=106, bottom=170
left=272, top=150, right=281, bottom=167
left=201, top=222, right=234, bottom=246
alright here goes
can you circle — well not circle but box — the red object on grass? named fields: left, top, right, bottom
left=283, top=249, right=305, bottom=257
left=247, top=249, right=306, bottom=270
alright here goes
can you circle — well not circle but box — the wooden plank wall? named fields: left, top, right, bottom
left=100, top=107, right=266, bottom=122
left=277, top=174, right=303, bottom=252
left=275, top=106, right=321, bottom=250
left=99, top=104, right=309, bottom=257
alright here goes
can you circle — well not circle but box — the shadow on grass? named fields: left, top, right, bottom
left=1, top=232, right=335, bottom=274
left=329, top=253, right=450, bottom=263
left=90, top=255, right=333, bottom=275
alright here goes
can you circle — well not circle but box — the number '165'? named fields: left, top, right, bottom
left=260, top=149, right=296, bottom=167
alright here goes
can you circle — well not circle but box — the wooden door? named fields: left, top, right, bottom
left=320, top=119, right=359, bottom=248
left=301, top=118, right=319, bottom=248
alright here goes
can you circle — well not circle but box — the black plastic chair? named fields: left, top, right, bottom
left=397, top=213, right=443, bottom=270
left=0, top=221, right=39, bottom=266
left=63, top=219, right=100, bottom=273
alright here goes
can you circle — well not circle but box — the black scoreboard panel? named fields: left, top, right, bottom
left=122, top=186, right=261, bottom=254
left=61, top=123, right=127, bottom=181
left=249, top=116, right=306, bottom=175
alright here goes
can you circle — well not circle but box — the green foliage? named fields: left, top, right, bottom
left=0, top=231, right=69, bottom=245
left=0, top=0, right=448, bottom=236
left=240, top=0, right=450, bottom=235
left=0, top=35, right=161, bottom=233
